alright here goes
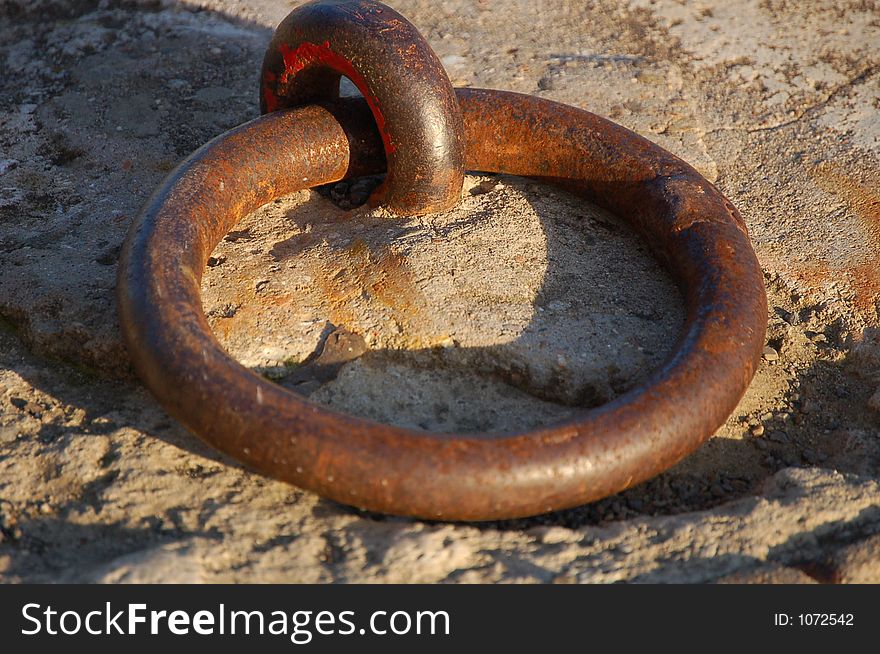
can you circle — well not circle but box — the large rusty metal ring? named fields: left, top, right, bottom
left=261, top=0, right=464, bottom=215
left=117, top=88, right=766, bottom=521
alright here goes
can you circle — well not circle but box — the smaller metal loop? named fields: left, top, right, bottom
left=260, top=0, right=465, bottom=215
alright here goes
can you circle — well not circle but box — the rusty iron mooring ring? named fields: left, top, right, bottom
left=261, top=0, right=464, bottom=215
left=117, top=89, right=767, bottom=521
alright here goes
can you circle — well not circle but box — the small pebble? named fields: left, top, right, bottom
left=762, top=346, right=779, bottom=361
left=768, top=430, right=788, bottom=443
left=438, top=335, right=456, bottom=348
left=750, top=425, right=765, bottom=436
left=531, top=526, right=576, bottom=545
left=469, top=179, right=497, bottom=196
left=868, top=388, right=880, bottom=413
left=0, top=159, right=19, bottom=176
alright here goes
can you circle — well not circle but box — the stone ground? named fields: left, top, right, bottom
left=0, top=0, right=879, bottom=582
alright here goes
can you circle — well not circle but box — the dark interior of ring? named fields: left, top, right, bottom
left=117, top=88, right=766, bottom=520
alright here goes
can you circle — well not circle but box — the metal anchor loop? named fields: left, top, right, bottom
left=260, top=0, right=465, bottom=215
left=117, top=7, right=768, bottom=521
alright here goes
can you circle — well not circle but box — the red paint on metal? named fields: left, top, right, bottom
left=274, top=41, right=396, bottom=154
left=262, top=70, right=279, bottom=113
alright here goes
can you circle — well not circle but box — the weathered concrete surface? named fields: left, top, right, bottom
left=1, top=0, right=879, bottom=582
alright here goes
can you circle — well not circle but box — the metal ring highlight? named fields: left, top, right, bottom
left=261, top=0, right=465, bottom=215
left=117, top=90, right=767, bottom=521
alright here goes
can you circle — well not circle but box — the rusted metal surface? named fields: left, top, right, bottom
left=260, top=0, right=464, bottom=215
left=117, top=88, right=767, bottom=520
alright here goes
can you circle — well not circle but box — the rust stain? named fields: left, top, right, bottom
left=813, top=164, right=880, bottom=240
left=208, top=281, right=294, bottom=342
left=809, top=164, right=880, bottom=314
left=309, top=238, right=433, bottom=345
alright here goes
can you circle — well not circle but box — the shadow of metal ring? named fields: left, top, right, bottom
left=117, top=89, right=767, bottom=521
